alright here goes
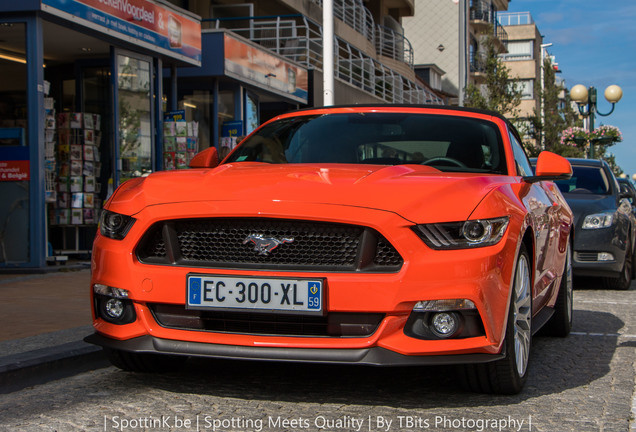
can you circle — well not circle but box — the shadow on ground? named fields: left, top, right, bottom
left=116, top=309, right=625, bottom=409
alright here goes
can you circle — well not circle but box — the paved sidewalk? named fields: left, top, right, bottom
left=0, top=267, right=108, bottom=393
left=0, top=268, right=92, bottom=341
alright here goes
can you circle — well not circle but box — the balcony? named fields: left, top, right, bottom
left=375, top=25, right=414, bottom=67
left=469, top=51, right=488, bottom=81
left=470, top=0, right=508, bottom=46
left=497, top=12, right=534, bottom=26
left=204, top=15, right=442, bottom=105
left=310, top=0, right=375, bottom=43
left=470, top=0, right=495, bottom=24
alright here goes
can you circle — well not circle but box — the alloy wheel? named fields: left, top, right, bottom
left=513, top=254, right=532, bottom=376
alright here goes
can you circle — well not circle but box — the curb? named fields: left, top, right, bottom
left=0, top=339, right=109, bottom=394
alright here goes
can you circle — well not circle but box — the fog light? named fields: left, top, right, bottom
left=94, top=285, right=136, bottom=325
left=598, top=252, right=615, bottom=261
left=430, top=312, right=460, bottom=338
left=105, top=298, right=125, bottom=319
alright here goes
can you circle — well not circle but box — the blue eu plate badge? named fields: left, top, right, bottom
left=188, top=277, right=202, bottom=305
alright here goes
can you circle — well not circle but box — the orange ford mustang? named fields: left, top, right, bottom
left=86, top=105, right=574, bottom=394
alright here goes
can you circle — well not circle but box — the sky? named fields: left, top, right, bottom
left=505, top=0, right=636, bottom=177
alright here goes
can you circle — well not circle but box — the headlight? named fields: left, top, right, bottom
left=99, top=210, right=135, bottom=240
left=582, top=212, right=614, bottom=229
left=412, top=217, right=509, bottom=249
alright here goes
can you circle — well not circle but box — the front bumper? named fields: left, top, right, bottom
left=572, top=227, right=626, bottom=277
left=90, top=203, right=524, bottom=361
left=85, top=333, right=505, bottom=366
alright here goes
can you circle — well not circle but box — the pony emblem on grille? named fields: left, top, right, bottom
left=243, top=234, right=294, bottom=256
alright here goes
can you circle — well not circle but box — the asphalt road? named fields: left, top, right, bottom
left=0, top=280, right=634, bottom=432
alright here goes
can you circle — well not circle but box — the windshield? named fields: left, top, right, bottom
left=554, top=165, right=611, bottom=195
left=225, top=112, right=507, bottom=174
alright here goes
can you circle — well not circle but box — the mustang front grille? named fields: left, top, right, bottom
left=148, top=303, right=384, bottom=337
left=136, top=218, right=403, bottom=272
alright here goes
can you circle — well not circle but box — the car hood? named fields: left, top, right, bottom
left=562, top=193, right=617, bottom=226
left=108, top=163, right=512, bottom=223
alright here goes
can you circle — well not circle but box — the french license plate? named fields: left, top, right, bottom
left=186, top=274, right=323, bottom=314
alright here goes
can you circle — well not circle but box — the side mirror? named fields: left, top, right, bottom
left=189, top=146, right=219, bottom=169
left=524, top=151, right=572, bottom=184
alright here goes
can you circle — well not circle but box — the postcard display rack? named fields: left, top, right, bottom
left=48, top=109, right=102, bottom=254
left=163, top=115, right=199, bottom=170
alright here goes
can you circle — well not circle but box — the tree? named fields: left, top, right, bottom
left=464, top=28, right=523, bottom=124
left=525, top=58, right=582, bottom=157
left=604, top=152, right=624, bottom=177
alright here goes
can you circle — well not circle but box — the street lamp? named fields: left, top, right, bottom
left=569, top=84, right=623, bottom=158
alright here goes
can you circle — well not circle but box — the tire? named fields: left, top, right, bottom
left=542, top=242, right=573, bottom=337
left=459, top=244, right=532, bottom=394
left=602, top=240, right=632, bottom=290
left=105, top=348, right=187, bottom=373
left=632, top=241, right=636, bottom=279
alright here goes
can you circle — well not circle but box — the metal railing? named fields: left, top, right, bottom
left=309, top=0, right=375, bottom=43
left=470, top=51, right=488, bottom=74
left=495, top=24, right=508, bottom=44
left=497, top=12, right=534, bottom=26
left=204, top=15, right=325, bottom=69
left=470, top=0, right=495, bottom=24
left=470, top=0, right=508, bottom=44
left=375, top=25, right=414, bottom=67
left=203, top=15, right=443, bottom=105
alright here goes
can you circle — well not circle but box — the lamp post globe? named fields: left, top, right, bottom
left=605, top=85, right=623, bottom=104
left=632, top=173, right=636, bottom=183
left=570, top=84, right=589, bottom=104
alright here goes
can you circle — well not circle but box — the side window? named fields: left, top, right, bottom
left=509, top=131, right=533, bottom=176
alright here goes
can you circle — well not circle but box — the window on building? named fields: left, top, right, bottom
left=516, top=119, right=534, bottom=142
left=510, top=79, right=534, bottom=100
left=503, top=40, right=533, bottom=60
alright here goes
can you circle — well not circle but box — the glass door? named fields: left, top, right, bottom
left=114, top=51, right=153, bottom=184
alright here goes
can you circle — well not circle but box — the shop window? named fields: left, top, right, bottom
left=161, top=91, right=209, bottom=170
left=218, top=90, right=235, bottom=151
left=246, top=94, right=259, bottom=135
left=61, top=79, right=76, bottom=112
left=181, top=91, right=211, bottom=151
left=117, top=54, right=153, bottom=181
left=218, top=90, right=234, bottom=123
left=0, top=21, right=29, bottom=263
left=0, top=24, right=28, bottom=146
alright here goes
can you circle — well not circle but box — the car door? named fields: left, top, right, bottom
left=509, top=132, right=562, bottom=311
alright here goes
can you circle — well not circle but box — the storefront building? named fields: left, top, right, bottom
left=174, top=30, right=309, bottom=156
left=0, top=0, right=201, bottom=269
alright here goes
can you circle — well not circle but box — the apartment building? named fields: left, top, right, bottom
left=498, top=12, right=544, bottom=127
left=174, top=0, right=443, bottom=114
left=403, top=0, right=510, bottom=104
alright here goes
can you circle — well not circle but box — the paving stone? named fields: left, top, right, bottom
left=0, top=284, right=634, bottom=432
